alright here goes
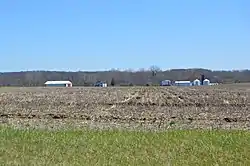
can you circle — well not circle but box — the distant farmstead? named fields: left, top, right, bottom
left=44, top=81, right=72, bottom=87
left=159, top=74, right=216, bottom=87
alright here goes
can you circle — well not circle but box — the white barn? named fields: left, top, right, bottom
left=45, top=81, right=72, bottom=87
left=174, top=81, right=192, bottom=86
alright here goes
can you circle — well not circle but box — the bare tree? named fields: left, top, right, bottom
left=149, top=65, right=161, bottom=76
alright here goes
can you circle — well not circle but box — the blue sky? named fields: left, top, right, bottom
left=0, top=0, right=249, bottom=72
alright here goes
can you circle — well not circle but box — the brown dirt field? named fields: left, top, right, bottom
left=1, top=84, right=250, bottom=130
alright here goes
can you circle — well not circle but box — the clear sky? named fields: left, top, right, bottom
left=1, top=0, right=249, bottom=72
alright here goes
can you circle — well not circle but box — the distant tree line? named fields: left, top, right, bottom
left=0, top=67, right=250, bottom=87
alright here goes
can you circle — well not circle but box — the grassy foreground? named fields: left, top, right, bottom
left=1, top=127, right=250, bottom=166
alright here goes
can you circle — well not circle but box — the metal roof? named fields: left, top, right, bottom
left=44, top=81, right=72, bottom=85
left=175, top=81, right=191, bottom=83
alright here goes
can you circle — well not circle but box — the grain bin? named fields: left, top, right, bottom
left=193, top=79, right=201, bottom=86
left=203, top=79, right=210, bottom=85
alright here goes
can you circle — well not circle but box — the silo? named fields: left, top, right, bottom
left=200, top=74, right=205, bottom=85
left=193, top=79, right=201, bottom=86
left=203, top=79, right=210, bottom=85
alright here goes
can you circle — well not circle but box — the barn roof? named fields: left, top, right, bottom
left=175, top=81, right=191, bottom=83
left=44, top=81, right=72, bottom=85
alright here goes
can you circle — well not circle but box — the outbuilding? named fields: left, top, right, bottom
left=94, top=81, right=108, bottom=87
left=160, top=80, right=171, bottom=86
left=174, top=81, right=192, bottom=86
left=203, top=79, right=210, bottom=86
left=193, top=79, right=201, bottom=86
left=44, top=81, right=72, bottom=87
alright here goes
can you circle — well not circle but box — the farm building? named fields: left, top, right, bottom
left=174, top=81, right=192, bottom=86
left=160, top=80, right=171, bottom=86
left=44, top=81, right=72, bottom=87
left=203, top=79, right=210, bottom=85
left=94, top=81, right=107, bottom=87
left=193, top=79, right=201, bottom=86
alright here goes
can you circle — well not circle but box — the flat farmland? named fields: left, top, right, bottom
left=1, top=84, right=250, bottom=130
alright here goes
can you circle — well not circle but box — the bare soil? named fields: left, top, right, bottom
left=1, top=84, right=250, bottom=130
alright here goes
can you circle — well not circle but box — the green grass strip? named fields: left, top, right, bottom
left=1, top=127, right=250, bottom=166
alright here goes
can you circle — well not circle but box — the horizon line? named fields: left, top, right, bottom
left=1, top=68, right=249, bottom=73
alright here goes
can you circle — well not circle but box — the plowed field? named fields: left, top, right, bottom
left=1, top=84, right=250, bottom=130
